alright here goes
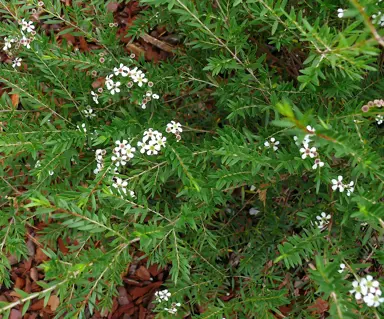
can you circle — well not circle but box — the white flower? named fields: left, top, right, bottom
left=35, top=160, right=41, bottom=168
left=128, top=190, right=136, bottom=198
left=95, top=149, right=105, bottom=162
left=83, top=106, right=96, bottom=118
left=105, top=74, right=114, bottom=89
left=337, top=8, right=344, bottom=18
left=128, top=67, right=140, bottom=78
left=113, top=63, right=130, bottom=77
left=141, top=103, right=147, bottom=109
left=12, top=57, right=22, bottom=68
left=306, top=125, right=316, bottom=134
left=137, top=141, right=146, bottom=154
left=152, top=93, right=160, bottom=99
left=21, top=19, right=35, bottom=33
left=299, top=145, right=317, bottom=159
left=145, top=140, right=161, bottom=155
left=361, top=275, right=380, bottom=294
left=125, top=144, right=136, bottom=158
left=364, top=291, right=384, bottom=307
left=109, top=81, right=121, bottom=95
left=115, top=140, right=129, bottom=154
left=94, top=162, right=104, bottom=174
left=3, top=37, right=15, bottom=51
left=166, top=121, right=183, bottom=135
left=77, top=123, right=87, bottom=133
left=312, top=158, right=324, bottom=169
left=20, top=35, right=31, bottom=49
left=331, top=176, right=344, bottom=192
left=132, top=72, right=148, bottom=87
left=250, top=185, right=257, bottom=191
left=350, top=280, right=368, bottom=300
left=111, top=153, right=128, bottom=167
left=376, top=115, right=383, bottom=125
left=249, top=207, right=260, bottom=216
left=155, top=134, right=167, bottom=148
left=315, top=212, right=331, bottom=229
left=338, top=263, right=346, bottom=274
left=112, top=177, right=128, bottom=194
left=91, top=91, right=99, bottom=104
left=48, top=170, right=54, bottom=176
left=143, top=128, right=159, bottom=143
left=345, top=181, right=355, bottom=196
left=264, top=137, right=280, bottom=151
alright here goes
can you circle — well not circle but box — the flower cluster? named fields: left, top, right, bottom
left=112, top=140, right=136, bottom=168
left=376, top=115, right=383, bottom=125
left=94, top=149, right=106, bottom=174
left=89, top=62, right=161, bottom=109
left=2, top=18, right=36, bottom=67
left=155, top=289, right=171, bottom=302
left=141, top=90, right=160, bottom=109
left=372, top=11, right=384, bottom=27
left=137, top=129, right=167, bottom=155
left=295, top=126, right=325, bottom=170
left=166, top=121, right=182, bottom=142
left=314, top=212, right=331, bottom=230
left=331, top=176, right=354, bottom=196
left=264, top=137, right=280, bottom=151
left=154, top=290, right=181, bottom=315
left=350, top=276, right=384, bottom=307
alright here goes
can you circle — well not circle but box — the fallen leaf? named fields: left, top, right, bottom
left=117, top=286, right=130, bottom=306
left=47, top=295, right=60, bottom=311
left=10, top=309, right=22, bottom=319
left=106, top=2, right=119, bottom=12
left=139, top=305, right=146, bottom=319
left=308, top=298, right=329, bottom=314
left=148, top=264, right=162, bottom=277
left=11, top=94, right=19, bottom=108
left=30, top=299, right=44, bottom=311
left=58, top=238, right=69, bottom=254
left=129, top=281, right=162, bottom=300
left=136, top=266, right=151, bottom=281
left=30, top=267, right=38, bottom=281
left=258, top=189, right=267, bottom=207
left=91, top=78, right=105, bottom=89
left=79, top=37, right=89, bottom=52
left=14, top=277, right=25, bottom=289
left=35, top=247, right=49, bottom=263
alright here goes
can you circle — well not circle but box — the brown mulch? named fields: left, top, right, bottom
left=3, top=227, right=169, bottom=319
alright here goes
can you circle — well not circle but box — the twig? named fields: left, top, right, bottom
left=140, top=33, right=175, bottom=53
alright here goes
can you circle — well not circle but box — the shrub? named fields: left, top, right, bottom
left=0, top=0, right=383, bottom=318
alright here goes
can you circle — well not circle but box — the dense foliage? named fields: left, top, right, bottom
left=0, top=0, right=384, bottom=318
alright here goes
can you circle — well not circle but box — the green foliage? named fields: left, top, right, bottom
left=0, top=0, right=384, bottom=318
